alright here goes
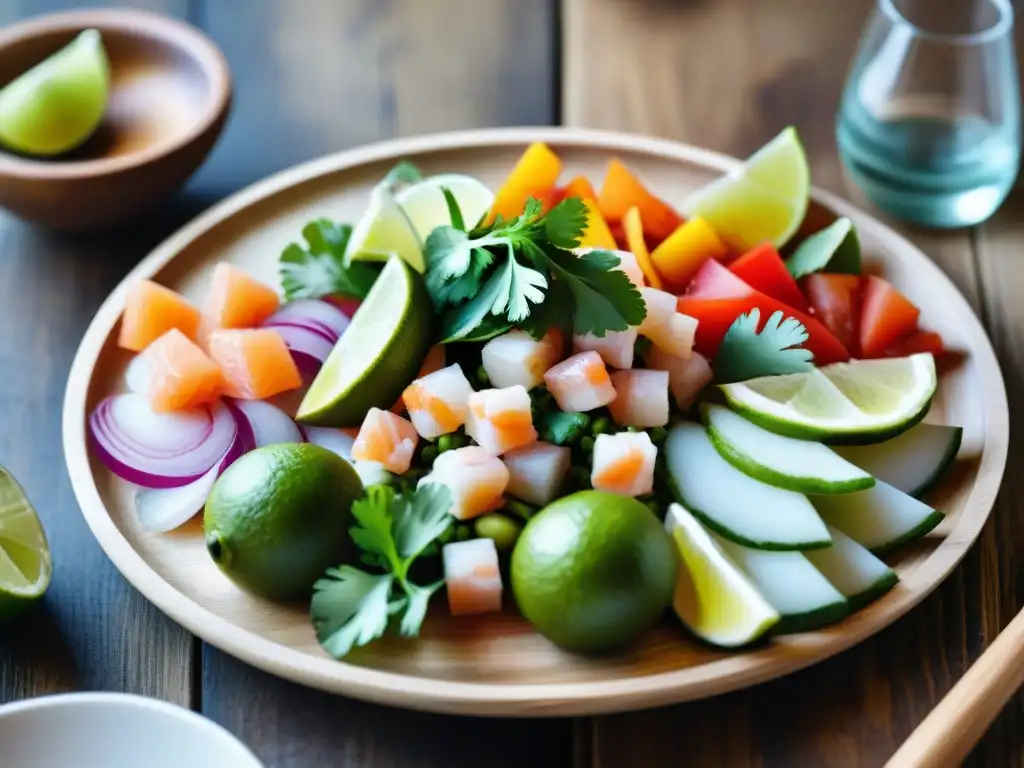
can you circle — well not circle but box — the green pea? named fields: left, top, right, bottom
left=590, top=416, right=612, bottom=435
left=436, top=434, right=455, bottom=454
left=475, top=366, right=491, bottom=387
left=455, top=524, right=473, bottom=541
left=420, top=445, right=438, bottom=466
left=438, top=524, right=456, bottom=544
left=648, top=426, right=669, bottom=444
left=580, top=436, right=596, bottom=454
left=473, top=513, right=523, bottom=551
left=503, top=498, right=538, bottom=522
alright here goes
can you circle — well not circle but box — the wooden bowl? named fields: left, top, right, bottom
left=0, top=9, right=230, bottom=230
left=63, top=129, right=1008, bottom=716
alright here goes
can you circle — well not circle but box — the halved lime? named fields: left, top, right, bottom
left=296, top=256, right=433, bottom=426
left=684, top=127, right=810, bottom=250
left=664, top=502, right=779, bottom=648
left=0, top=468, right=51, bottom=622
left=720, top=353, right=937, bottom=444
left=346, top=183, right=425, bottom=272
left=396, top=173, right=495, bottom=241
left=0, top=29, right=109, bottom=156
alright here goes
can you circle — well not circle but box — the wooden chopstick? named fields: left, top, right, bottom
left=886, top=606, right=1024, bottom=767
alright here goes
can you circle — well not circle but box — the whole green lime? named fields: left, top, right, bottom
left=204, top=443, right=363, bottom=601
left=511, top=491, right=678, bottom=653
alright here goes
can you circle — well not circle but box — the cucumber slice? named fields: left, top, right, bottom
left=810, top=480, right=943, bottom=554
left=703, top=403, right=874, bottom=494
left=714, top=534, right=848, bottom=633
left=665, top=422, right=832, bottom=551
left=665, top=503, right=780, bottom=647
left=804, top=526, right=898, bottom=611
left=833, top=423, right=963, bottom=498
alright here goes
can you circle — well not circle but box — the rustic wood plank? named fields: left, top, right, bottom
left=194, top=1, right=569, bottom=765
left=0, top=0, right=195, bottom=710
left=563, top=0, right=1007, bottom=765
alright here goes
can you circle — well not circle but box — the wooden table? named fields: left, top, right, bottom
left=1, top=1, right=1021, bottom=765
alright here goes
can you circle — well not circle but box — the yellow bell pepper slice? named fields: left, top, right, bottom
left=622, top=207, right=664, bottom=289
left=650, top=217, right=728, bottom=291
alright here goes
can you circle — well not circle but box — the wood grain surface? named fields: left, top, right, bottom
left=1, top=0, right=1021, bottom=765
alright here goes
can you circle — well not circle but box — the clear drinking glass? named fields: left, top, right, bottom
left=836, top=0, right=1020, bottom=227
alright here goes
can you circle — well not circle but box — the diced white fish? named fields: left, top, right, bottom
left=572, top=328, right=638, bottom=370
left=401, top=363, right=474, bottom=439
left=637, top=287, right=677, bottom=337
left=443, top=538, right=503, bottom=616
left=420, top=446, right=510, bottom=520
left=351, top=408, right=419, bottom=474
left=608, top=369, right=670, bottom=428
left=465, top=385, right=537, bottom=455
left=543, top=351, right=617, bottom=413
left=480, top=329, right=563, bottom=390
left=644, top=346, right=713, bottom=409
left=502, top=441, right=572, bottom=506
left=646, top=313, right=698, bottom=359
left=591, top=431, right=657, bottom=497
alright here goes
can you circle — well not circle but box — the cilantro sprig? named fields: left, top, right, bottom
left=279, top=219, right=380, bottom=301
left=310, top=484, right=453, bottom=659
left=714, top=309, right=814, bottom=383
left=425, top=196, right=645, bottom=342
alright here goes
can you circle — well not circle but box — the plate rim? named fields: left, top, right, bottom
left=62, top=126, right=1009, bottom=716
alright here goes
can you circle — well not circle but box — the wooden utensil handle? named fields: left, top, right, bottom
left=886, top=606, right=1024, bottom=767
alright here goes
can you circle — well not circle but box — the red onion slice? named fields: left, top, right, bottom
left=135, top=462, right=221, bottom=532
left=264, top=299, right=350, bottom=339
left=90, top=395, right=237, bottom=488
left=266, top=324, right=335, bottom=374
left=230, top=399, right=302, bottom=447
left=302, top=426, right=356, bottom=460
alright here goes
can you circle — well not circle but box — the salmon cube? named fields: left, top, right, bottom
left=637, top=287, right=677, bottom=337
left=608, top=370, right=670, bottom=428
left=646, top=313, right=698, bottom=359
left=465, top=386, right=537, bottom=455
left=644, top=346, right=713, bottom=409
left=203, top=262, right=280, bottom=330
left=502, top=441, right=571, bottom=506
left=119, top=280, right=201, bottom=352
left=419, top=446, right=510, bottom=520
left=207, top=329, right=302, bottom=400
left=481, top=329, right=563, bottom=390
left=543, top=351, right=617, bottom=412
left=572, top=328, right=638, bottom=370
left=141, top=329, right=224, bottom=412
left=591, top=431, right=657, bottom=497
left=402, top=363, right=474, bottom=439
left=351, top=408, right=420, bottom=474
left=443, top=538, right=503, bottom=615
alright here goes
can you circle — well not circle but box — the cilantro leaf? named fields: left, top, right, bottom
left=424, top=227, right=494, bottom=309
left=399, top=580, right=444, bottom=637
left=392, top=484, right=453, bottom=563
left=543, top=196, right=588, bottom=250
left=785, top=217, right=861, bottom=279
left=538, top=247, right=646, bottom=337
left=489, top=246, right=548, bottom=323
left=350, top=485, right=402, bottom=572
left=382, top=160, right=423, bottom=192
left=310, top=567, right=393, bottom=658
left=280, top=219, right=380, bottom=301
left=715, top=309, right=814, bottom=383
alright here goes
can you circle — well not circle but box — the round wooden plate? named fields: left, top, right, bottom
left=63, top=128, right=1008, bottom=716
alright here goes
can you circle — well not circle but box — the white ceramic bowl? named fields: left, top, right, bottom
left=0, top=693, right=262, bottom=768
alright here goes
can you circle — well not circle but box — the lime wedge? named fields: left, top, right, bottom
left=396, top=173, right=495, bottom=241
left=0, top=467, right=51, bottom=622
left=296, top=256, right=433, bottom=426
left=346, top=183, right=425, bottom=272
left=664, top=502, right=779, bottom=648
left=0, top=29, right=109, bottom=156
left=684, top=127, right=810, bottom=250
left=720, top=353, right=937, bottom=444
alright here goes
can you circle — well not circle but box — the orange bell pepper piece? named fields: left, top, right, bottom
left=622, top=207, right=664, bottom=289
left=598, top=159, right=683, bottom=242
left=488, top=142, right=561, bottom=222
left=650, top=217, right=728, bottom=292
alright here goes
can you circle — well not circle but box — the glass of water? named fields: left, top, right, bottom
left=837, top=0, right=1020, bottom=227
